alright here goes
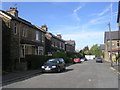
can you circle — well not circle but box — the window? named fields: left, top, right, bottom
left=22, top=28, right=27, bottom=37
left=20, top=45, right=25, bottom=58
left=57, top=42, right=59, bottom=47
left=35, top=46, right=43, bottom=55
left=42, top=33, right=44, bottom=42
left=54, top=42, right=55, bottom=47
left=60, top=43, right=62, bottom=48
left=35, top=47, right=38, bottom=55
left=117, top=41, right=120, bottom=46
left=55, top=42, right=57, bottom=47
left=52, top=41, right=54, bottom=47
left=36, top=31, right=39, bottom=41
left=22, top=29, right=25, bottom=37
left=13, top=23, right=17, bottom=34
left=7, top=22, right=10, bottom=28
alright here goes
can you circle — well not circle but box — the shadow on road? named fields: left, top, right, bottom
left=2, top=72, right=42, bottom=87
left=2, top=68, right=74, bottom=87
left=63, top=68, right=74, bottom=72
left=41, top=68, right=74, bottom=74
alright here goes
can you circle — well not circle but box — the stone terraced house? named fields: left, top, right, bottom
left=104, top=31, right=120, bottom=61
left=1, top=7, right=46, bottom=71
left=1, top=7, right=76, bottom=71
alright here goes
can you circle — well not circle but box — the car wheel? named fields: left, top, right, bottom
left=57, top=67, right=61, bottom=73
left=41, top=70, right=44, bottom=73
left=63, top=67, right=66, bottom=70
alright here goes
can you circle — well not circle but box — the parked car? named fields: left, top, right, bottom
left=73, top=58, right=81, bottom=63
left=81, top=58, right=85, bottom=62
left=96, top=58, right=103, bottom=63
left=84, top=57, right=88, bottom=61
left=41, top=58, right=66, bottom=73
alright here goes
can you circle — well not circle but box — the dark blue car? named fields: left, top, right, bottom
left=96, top=58, right=103, bottom=63
left=41, top=58, right=66, bottom=73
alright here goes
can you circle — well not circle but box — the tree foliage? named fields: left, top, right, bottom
left=89, top=44, right=103, bottom=58
left=80, top=46, right=91, bottom=56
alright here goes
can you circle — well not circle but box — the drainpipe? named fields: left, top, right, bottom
left=19, top=21, right=21, bottom=63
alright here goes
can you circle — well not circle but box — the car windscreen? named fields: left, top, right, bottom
left=96, top=58, right=102, bottom=59
left=74, top=58, right=79, bottom=60
left=46, top=59, right=58, bottom=63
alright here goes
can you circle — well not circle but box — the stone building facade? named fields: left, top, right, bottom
left=65, top=40, right=76, bottom=53
left=104, top=31, right=120, bottom=61
left=1, top=7, right=76, bottom=71
left=99, top=44, right=105, bottom=58
left=1, top=7, right=46, bottom=71
left=45, top=33, right=65, bottom=55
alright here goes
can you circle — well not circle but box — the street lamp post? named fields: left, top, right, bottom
left=108, top=23, right=113, bottom=67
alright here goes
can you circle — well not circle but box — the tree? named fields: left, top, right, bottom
left=82, top=46, right=91, bottom=55
left=79, top=50, right=85, bottom=57
left=89, top=44, right=103, bottom=58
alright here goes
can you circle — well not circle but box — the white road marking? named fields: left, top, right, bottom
left=88, top=79, right=92, bottom=82
left=110, top=67, right=120, bottom=75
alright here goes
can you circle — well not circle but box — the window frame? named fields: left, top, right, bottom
left=36, top=31, right=40, bottom=41
left=13, top=23, right=17, bottom=34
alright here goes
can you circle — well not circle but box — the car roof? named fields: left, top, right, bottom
left=48, top=58, right=64, bottom=61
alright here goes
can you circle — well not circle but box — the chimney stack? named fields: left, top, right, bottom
left=6, top=7, right=18, bottom=17
left=57, top=34, right=62, bottom=39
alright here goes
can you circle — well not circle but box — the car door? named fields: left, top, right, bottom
left=59, top=58, right=65, bottom=69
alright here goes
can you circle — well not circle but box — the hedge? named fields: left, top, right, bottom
left=25, top=51, right=81, bottom=69
left=25, top=55, right=53, bottom=69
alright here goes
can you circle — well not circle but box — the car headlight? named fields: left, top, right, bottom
left=41, top=66, right=45, bottom=68
left=52, top=66, right=56, bottom=68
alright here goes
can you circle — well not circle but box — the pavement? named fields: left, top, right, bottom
left=2, top=69, right=41, bottom=84
left=110, top=62, right=120, bottom=75
left=103, top=60, right=119, bottom=74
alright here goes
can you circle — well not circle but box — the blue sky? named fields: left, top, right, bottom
left=2, top=2, right=118, bottom=50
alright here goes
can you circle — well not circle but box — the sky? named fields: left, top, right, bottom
left=2, top=2, right=118, bottom=50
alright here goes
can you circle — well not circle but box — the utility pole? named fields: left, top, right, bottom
left=108, top=23, right=113, bottom=67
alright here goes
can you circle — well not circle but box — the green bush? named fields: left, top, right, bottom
left=52, top=51, right=71, bottom=63
left=116, top=54, right=120, bottom=60
left=25, top=55, right=53, bottom=69
left=52, top=51, right=80, bottom=63
left=25, top=51, right=82, bottom=69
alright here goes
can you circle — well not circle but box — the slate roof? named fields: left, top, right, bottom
left=0, top=9, right=44, bottom=32
left=100, top=44, right=105, bottom=50
left=104, top=30, right=120, bottom=43
left=65, top=40, right=76, bottom=45
left=49, top=33, right=65, bottom=42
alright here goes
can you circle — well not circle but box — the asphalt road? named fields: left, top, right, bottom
left=2, top=60, right=118, bottom=88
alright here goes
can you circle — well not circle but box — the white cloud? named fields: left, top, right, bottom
left=112, top=11, right=117, bottom=16
left=73, top=5, right=83, bottom=21
left=50, top=25, right=82, bottom=34
left=89, top=4, right=112, bottom=17
left=50, top=24, right=105, bottom=50
left=97, top=3, right=112, bottom=16
left=63, top=31, right=104, bottom=40
left=86, top=3, right=118, bottom=27
left=63, top=31, right=104, bottom=50
left=89, top=15, right=109, bottom=25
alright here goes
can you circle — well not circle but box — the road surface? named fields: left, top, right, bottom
left=2, top=60, right=118, bottom=88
